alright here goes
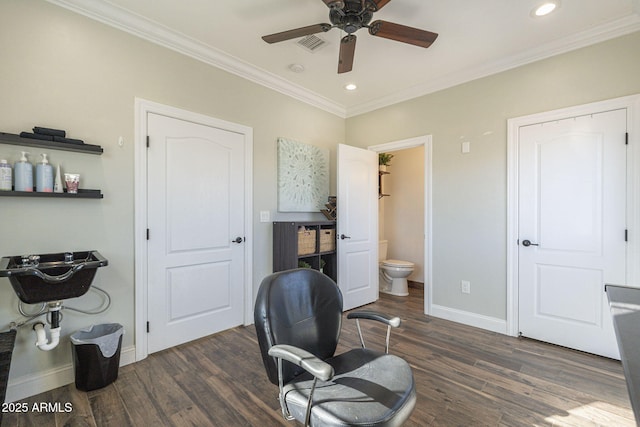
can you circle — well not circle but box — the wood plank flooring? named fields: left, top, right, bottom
left=3, top=288, right=634, bottom=426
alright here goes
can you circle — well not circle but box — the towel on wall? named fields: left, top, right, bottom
left=20, top=131, right=53, bottom=141
left=33, top=126, right=66, bottom=138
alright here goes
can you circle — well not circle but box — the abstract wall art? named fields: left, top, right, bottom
left=277, top=137, right=329, bottom=212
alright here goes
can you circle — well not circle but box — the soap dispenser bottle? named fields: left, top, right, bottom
left=14, top=151, right=33, bottom=192
left=36, top=153, right=53, bottom=192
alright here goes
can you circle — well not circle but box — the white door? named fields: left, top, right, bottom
left=337, top=144, right=378, bottom=310
left=518, top=109, right=627, bottom=359
left=147, top=113, right=246, bottom=353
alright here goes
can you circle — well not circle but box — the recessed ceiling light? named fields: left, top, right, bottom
left=288, top=63, right=305, bottom=73
left=344, top=83, right=357, bottom=91
left=532, top=1, right=560, bottom=17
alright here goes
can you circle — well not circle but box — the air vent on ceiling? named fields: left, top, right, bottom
left=296, top=35, right=328, bottom=52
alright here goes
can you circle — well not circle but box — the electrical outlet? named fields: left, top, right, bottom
left=461, top=280, right=471, bottom=294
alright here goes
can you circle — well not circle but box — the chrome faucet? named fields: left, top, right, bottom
left=21, top=255, right=40, bottom=267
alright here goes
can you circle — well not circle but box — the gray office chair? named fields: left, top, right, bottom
left=254, top=268, right=416, bottom=426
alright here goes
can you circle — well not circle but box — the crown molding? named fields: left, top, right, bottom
left=346, top=13, right=640, bottom=117
left=44, top=0, right=348, bottom=118
left=45, top=0, right=639, bottom=120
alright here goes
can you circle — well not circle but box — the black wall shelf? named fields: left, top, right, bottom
left=0, top=131, right=104, bottom=198
left=0, top=189, right=103, bottom=199
left=0, top=132, right=103, bottom=155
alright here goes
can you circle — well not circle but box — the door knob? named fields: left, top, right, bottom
left=340, top=234, right=351, bottom=240
left=521, top=239, right=538, bottom=247
left=232, top=237, right=244, bottom=244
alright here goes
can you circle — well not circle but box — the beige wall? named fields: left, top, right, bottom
left=347, top=31, right=640, bottom=320
left=380, top=146, right=425, bottom=282
left=0, top=0, right=343, bottom=392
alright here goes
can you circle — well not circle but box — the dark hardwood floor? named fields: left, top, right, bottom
left=3, top=288, right=634, bottom=426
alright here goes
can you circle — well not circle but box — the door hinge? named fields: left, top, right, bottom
left=146, top=135, right=150, bottom=148
left=146, top=321, right=150, bottom=333
left=625, top=229, right=628, bottom=242
left=146, top=229, right=150, bottom=240
left=625, top=132, right=629, bottom=145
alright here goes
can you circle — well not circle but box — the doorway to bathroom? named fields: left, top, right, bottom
left=369, top=136, right=432, bottom=315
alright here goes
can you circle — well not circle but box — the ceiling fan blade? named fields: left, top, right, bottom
left=338, top=34, right=357, bottom=74
left=262, top=23, right=332, bottom=44
left=369, top=0, right=392, bottom=11
left=368, top=20, right=438, bottom=48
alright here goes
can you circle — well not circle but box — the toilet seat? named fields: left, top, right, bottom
left=382, top=259, right=414, bottom=268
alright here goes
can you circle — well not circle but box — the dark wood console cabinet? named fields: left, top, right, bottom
left=273, top=221, right=337, bottom=281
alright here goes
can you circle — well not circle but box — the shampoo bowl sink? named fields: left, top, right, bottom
left=0, top=251, right=108, bottom=304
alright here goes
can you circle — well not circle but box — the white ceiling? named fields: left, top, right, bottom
left=47, top=0, right=640, bottom=117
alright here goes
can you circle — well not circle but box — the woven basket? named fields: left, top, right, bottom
left=0, top=330, right=17, bottom=417
left=297, top=229, right=316, bottom=255
left=319, top=229, right=336, bottom=252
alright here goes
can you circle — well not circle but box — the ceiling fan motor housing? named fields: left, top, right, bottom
left=330, top=0, right=374, bottom=34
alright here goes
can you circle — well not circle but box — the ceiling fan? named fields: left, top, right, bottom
left=262, top=0, right=438, bottom=74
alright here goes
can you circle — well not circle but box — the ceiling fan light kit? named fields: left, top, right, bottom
left=262, top=0, right=438, bottom=74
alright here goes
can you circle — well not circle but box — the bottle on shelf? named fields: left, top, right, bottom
left=54, top=164, right=63, bottom=193
left=36, top=153, right=54, bottom=193
left=0, top=159, right=12, bottom=191
left=14, top=151, right=33, bottom=192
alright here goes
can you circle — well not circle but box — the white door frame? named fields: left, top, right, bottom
left=506, top=94, right=640, bottom=337
left=368, top=135, right=433, bottom=315
left=133, top=98, right=253, bottom=361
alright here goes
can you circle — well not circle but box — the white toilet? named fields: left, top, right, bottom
left=379, top=240, right=414, bottom=296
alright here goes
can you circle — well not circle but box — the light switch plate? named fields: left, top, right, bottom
left=260, top=210, right=270, bottom=223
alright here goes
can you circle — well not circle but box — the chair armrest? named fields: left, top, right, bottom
left=347, top=311, right=401, bottom=353
left=268, top=344, right=334, bottom=381
left=347, top=310, right=401, bottom=327
left=269, top=345, right=334, bottom=426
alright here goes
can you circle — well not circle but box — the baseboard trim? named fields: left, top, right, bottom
left=430, top=304, right=507, bottom=335
left=408, top=280, right=424, bottom=290
left=5, top=345, right=136, bottom=403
